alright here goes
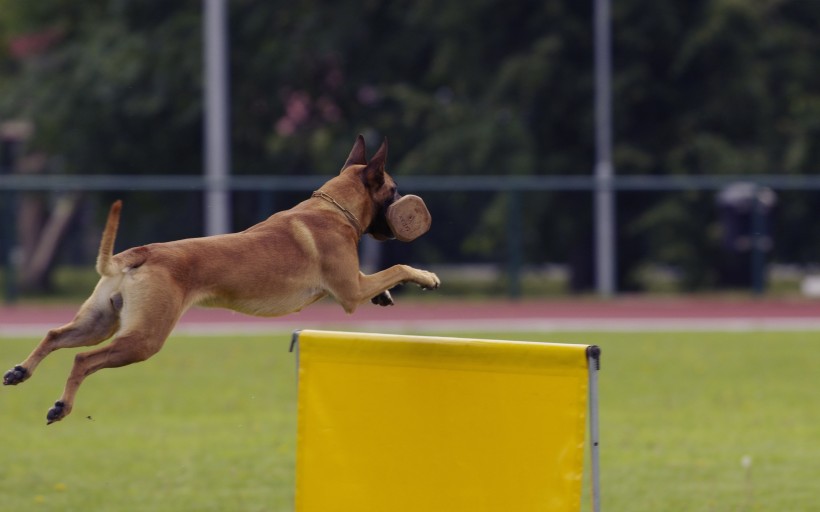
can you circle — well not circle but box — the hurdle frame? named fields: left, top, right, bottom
left=291, top=331, right=602, bottom=512
left=587, top=345, right=602, bottom=512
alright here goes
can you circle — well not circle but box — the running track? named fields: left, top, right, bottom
left=2, top=298, right=820, bottom=336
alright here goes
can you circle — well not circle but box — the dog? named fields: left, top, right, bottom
left=3, top=135, right=440, bottom=424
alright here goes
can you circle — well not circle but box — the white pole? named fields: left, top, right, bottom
left=594, top=0, right=615, bottom=297
left=203, top=0, right=231, bottom=235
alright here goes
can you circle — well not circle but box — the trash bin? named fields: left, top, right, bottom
left=716, top=182, right=777, bottom=291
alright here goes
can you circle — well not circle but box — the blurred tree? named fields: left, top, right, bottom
left=0, top=0, right=202, bottom=290
left=1, top=0, right=819, bottom=293
left=614, top=0, right=820, bottom=288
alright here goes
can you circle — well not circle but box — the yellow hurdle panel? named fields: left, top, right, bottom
left=294, top=330, right=593, bottom=512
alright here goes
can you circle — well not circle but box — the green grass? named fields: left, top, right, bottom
left=476, top=331, right=820, bottom=512
left=0, top=334, right=297, bottom=512
left=1, top=331, right=818, bottom=511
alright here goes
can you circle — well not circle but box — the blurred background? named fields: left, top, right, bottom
left=1, top=0, right=819, bottom=304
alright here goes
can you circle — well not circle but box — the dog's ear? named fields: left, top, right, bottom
left=341, top=134, right=368, bottom=172
left=363, top=137, right=388, bottom=188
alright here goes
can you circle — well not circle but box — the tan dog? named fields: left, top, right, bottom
left=3, top=136, right=440, bottom=424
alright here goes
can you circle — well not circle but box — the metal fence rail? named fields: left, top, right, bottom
left=3, top=173, right=820, bottom=191
left=1, top=173, right=818, bottom=303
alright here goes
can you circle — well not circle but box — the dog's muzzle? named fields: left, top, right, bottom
left=385, top=195, right=432, bottom=242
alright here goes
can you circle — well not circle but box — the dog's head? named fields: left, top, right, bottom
left=339, top=135, right=401, bottom=241
left=338, top=135, right=431, bottom=241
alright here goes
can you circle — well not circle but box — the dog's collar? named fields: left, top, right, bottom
left=312, top=190, right=363, bottom=234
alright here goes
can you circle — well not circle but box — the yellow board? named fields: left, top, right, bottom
left=294, top=330, right=591, bottom=512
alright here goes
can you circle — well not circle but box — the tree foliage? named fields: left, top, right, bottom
left=1, top=0, right=819, bottom=291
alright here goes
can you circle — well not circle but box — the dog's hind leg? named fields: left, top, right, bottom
left=3, top=295, right=121, bottom=387
left=45, top=329, right=171, bottom=424
left=45, top=285, right=184, bottom=424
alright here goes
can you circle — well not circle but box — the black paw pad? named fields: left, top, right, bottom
left=3, top=365, right=28, bottom=385
left=371, top=292, right=394, bottom=307
left=46, top=401, right=66, bottom=425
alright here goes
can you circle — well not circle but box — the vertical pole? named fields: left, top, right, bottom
left=203, top=0, right=231, bottom=235
left=594, top=0, right=616, bottom=297
left=587, top=345, right=602, bottom=512
left=290, top=331, right=301, bottom=390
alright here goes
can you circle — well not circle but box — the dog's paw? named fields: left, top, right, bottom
left=3, top=365, right=29, bottom=386
left=46, top=400, right=70, bottom=425
left=371, top=291, right=394, bottom=307
left=417, top=271, right=441, bottom=291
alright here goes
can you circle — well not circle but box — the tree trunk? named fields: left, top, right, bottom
left=18, top=193, right=82, bottom=292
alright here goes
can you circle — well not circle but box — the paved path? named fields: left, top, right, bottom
left=2, top=298, right=820, bottom=336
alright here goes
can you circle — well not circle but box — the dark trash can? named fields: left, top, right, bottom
left=716, top=182, right=776, bottom=292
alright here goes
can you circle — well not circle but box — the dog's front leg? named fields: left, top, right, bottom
left=331, top=266, right=440, bottom=313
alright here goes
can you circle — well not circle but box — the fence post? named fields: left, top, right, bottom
left=750, top=186, right=767, bottom=295
left=594, top=0, right=616, bottom=298
left=506, top=190, right=522, bottom=299
left=203, top=0, right=232, bottom=236
left=1, top=191, right=18, bottom=304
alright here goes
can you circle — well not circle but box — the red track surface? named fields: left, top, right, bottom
left=2, top=297, right=819, bottom=335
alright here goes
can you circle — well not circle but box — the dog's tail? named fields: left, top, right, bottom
left=96, top=200, right=122, bottom=277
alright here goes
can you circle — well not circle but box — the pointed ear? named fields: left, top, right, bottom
left=341, top=134, right=368, bottom=172
left=371, top=137, right=387, bottom=166
left=363, top=137, right=388, bottom=188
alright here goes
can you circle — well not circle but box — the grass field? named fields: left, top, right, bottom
left=1, top=330, right=817, bottom=511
